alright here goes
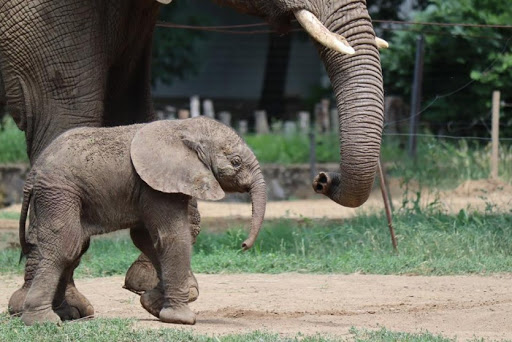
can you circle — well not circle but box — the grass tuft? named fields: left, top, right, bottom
left=1, top=211, right=511, bottom=277
left=0, top=116, right=28, bottom=164
left=0, top=313, right=464, bottom=342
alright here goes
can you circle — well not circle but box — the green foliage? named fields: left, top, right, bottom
left=381, top=135, right=512, bottom=188
left=244, top=133, right=339, bottom=164
left=0, top=314, right=336, bottom=342
left=380, top=0, right=512, bottom=136
left=2, top=212, right=512, bottom=276
left=0, top=116, right=28, bottom=164
left=151, top=2, right=209, bottom=86
left=0, top=211, right=19, bottom=220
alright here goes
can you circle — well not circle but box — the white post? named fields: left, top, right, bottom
left=320, top=98, right=330, bottom=133
left=238, top=120, right=248, bottom=135
left=254, top=110, right=270, bottom=134
left=491, top=90, right=500, bottom=179
left=219, top=111, right=231, bottom=127
left=164, top=105, right=176, bottom=120
left=330, top=108, right=338, bottom=133
left=190, top=95, right=201, bottom=117
left=203, top=99, right=215, bottom=118
left=283, top=121, right=297, bottom=136
left=298, top=111, right=310, bottom=134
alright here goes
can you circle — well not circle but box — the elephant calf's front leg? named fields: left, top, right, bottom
left=125, top=198, right=201, bottom=302
left=142, top=194, right=196, bottom=325
left=157, top=234, right=195, bottom=325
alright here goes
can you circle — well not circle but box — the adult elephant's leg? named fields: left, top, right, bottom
left=53, top=239, right=94, bottom=321
left=21, top=194, right=85, bottom=326
left=1, top=2, right=109, bottom=317
left=125, top=199, right=200, bottom=303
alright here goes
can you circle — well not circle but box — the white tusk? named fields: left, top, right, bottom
left=156, top=0, right=172, bottom=4
left=375, top=37, right=389, bottom=49
left=294, top=9, right=355, bottom=55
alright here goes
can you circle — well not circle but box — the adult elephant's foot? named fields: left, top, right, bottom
left=53, top=285, right=94, bottom=321
left=8, top=286, right=29, bottom=316
left=125, top=254, right=199, bottom=302
left=21, top=306, right=61, bottom=326
left=159, top=305, right=196, bottom=325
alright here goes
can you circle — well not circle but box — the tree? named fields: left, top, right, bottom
left=151, top=2, right=208, bottom=86
left=380, top=0, right=512, bottom=137
left=258, top=33, right=292, bottom=121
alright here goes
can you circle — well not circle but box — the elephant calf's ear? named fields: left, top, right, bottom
left=130, top=121, right=225, bottom=201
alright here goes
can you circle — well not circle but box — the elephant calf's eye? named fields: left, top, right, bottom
left=230, top=156, right=242, bottom=168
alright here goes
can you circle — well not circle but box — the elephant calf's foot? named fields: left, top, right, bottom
left=54, top=285, right=94, bottom=321
left=21, top=307, right=61, bottom=326
left=140, top=288, right=164, bottom=318
left=187, top=271, right=199, bottom=303
left=8, top=287, right=28, bottom=316
left=125, top=255, right=199, bottom=303
left=124, top=254, right=158, bottom=294
left=159, top=305, right=196, bottom=325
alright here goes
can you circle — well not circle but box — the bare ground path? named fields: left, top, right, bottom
left=2, top=273, right=512, bottom=340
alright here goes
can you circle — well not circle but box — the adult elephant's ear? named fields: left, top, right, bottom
left=130, top=121, right=225, bottom=201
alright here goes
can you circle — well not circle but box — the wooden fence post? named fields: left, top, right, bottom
left=491, top=90, right=501, bottom=179
left=178, top=109, right=190, bottom=120
left=254, top=110, right=270, bottom=134
left=203, top=99, right=215, bottom=118
left=219, top=111, right=231, bottom=127
left=190, top=95, right=201, bottom=117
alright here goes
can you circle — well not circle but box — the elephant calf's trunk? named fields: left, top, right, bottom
left=242, top=173, right=266, bottom=250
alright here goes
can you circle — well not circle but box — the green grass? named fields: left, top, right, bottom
left=0, top=314, right=334, bottom=342
left=0, top=116, right=28, bottom=164
left=244, top=133, right=340, bottom=164
left=0, top=211, right=20, bottom=220
left=244, top=132, right=512, bottom=188
left=1, top=114, right=512, bottom=188
left=2, top=210, right=512, bottom=277
left=0, top=313, right=469, bottom=342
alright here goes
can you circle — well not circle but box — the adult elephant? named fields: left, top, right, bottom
left=1, top=0, right=385, bottom=320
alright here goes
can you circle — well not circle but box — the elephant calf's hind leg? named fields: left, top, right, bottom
left=21, top=197, right=86, bottom=326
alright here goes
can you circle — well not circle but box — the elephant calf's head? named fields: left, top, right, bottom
left=130, top=117, right=266, bottom=250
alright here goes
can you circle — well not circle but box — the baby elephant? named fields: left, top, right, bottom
left=15, top=117, right=266, bottom=326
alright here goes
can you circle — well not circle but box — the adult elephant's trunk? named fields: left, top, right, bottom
left=305, top=5, right=385, bottom=208
left=242, top=167, right=266, bottom=250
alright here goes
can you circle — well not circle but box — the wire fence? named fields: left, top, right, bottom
left=152, top=11, right=511, bottom=151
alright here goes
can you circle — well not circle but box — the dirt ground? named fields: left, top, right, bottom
left=2, top=273, right=512, bottom=340
left=1, top=179, right=511, bottom=340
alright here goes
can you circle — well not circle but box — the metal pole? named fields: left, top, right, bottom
left=378, top=159, right=398, bottom=252
left=309, top=130, right=317, bottom=181
left=491, top=90, right=501, bottom=179
left=408, top=35, right=425, bottom=158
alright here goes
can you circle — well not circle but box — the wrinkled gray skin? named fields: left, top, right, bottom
left=1, top=0, right=383, bottom=320
left=13, top=117, right=266, bottom=326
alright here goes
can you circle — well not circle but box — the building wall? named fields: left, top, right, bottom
left=152, top=1, right=324, bottom=101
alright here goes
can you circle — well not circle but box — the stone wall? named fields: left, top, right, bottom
left=0, top=164, right=29, bottom=207
left=0, top=163, right=340, bottom=206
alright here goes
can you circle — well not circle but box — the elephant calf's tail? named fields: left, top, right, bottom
left=19, top=176, right=34, bottom=261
